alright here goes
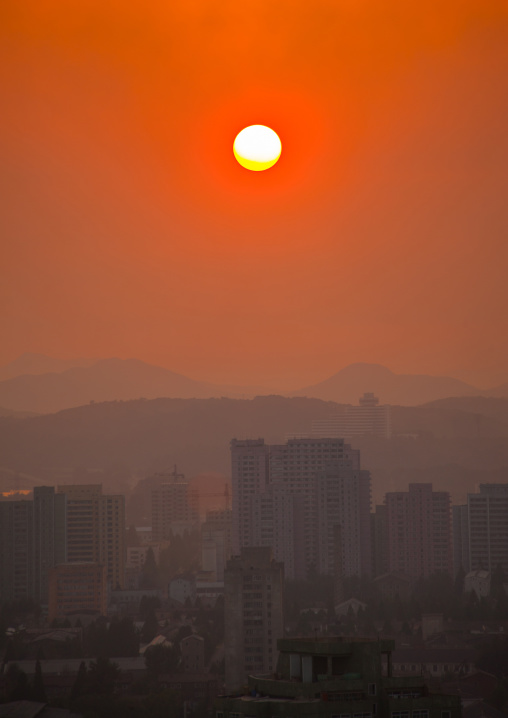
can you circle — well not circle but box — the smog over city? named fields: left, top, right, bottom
left=1, top=2, right=508, bottom=717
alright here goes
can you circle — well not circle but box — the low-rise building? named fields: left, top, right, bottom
left=216, top=636, right=462, bottom=718
left=373, top=571, right=414, bottom=601
left=334, top=597, right=367, bottom=616
left=169, top=573, right=196, bottom=604
left=464, top=570, right=491, bottom=599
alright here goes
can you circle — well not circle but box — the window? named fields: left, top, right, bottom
left=441, top=713, right=451, bottom=718
left=413, top=712, right=429, bottom=718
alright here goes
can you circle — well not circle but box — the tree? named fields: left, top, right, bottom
left=140, top=547, right=160, bottom=589
left=138, top=595, right=160, bottom=620
left=144, top=644, right=179, bottom=677
left=31, top=659, right=47, bottom=702
left=87, top=656, right=120, bottom=696
left=5, top=664, right=30, bottom=701
left=70, top=660, right=88, bottom=703
left=141, top=608, right=159, bottom=644
left=107, top=617, right=140, bottom=657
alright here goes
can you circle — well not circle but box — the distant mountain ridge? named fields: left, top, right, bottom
left=0, top=355, right=506, bottom=414
left=0, top=395, right=507, bottom=507
left=291, top=362, right=488, bottom=406
left=0, top=357, right=268, bottom=414
left=0, top=352, right=99, bottom=381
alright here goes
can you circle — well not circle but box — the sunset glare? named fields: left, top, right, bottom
left=233, top=125, right=282, bottom=171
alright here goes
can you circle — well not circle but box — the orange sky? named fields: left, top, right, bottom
left=1, top=0, right=508, bottom=389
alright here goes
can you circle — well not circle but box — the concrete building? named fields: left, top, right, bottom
left=465, top=569, right=491, bottom=599
left=58, top=484, right=125, bottom=590
left=373, top=571, right=414, bottom=601
left=392, top=647, right=475, bottom=678
left=311, top=392, right=392, bottom=440
left=452, top=503, right=470, bottom=575
left=33, top=486, right=67, bottom=604
left=231, top=438, right=372, bottom=579
left=169, top=572, right=196, bottom=604
left=48, top=562, right=107, bottom=622
left=151, top=468, right=200, bottom=541
left=224, top=547, right=284, bottom=693
left=466, top=484, right=508, bottom=574
left=0, top=499, right=34, bottom=602
left=201, top=508, right=233, bottom=581
left=371, top=504, right=389, bottom=577
left=217, top=636, right=461, bottom=718
left=0, top=487, right=67, bottom=604
left=126, top=544, right=160, bottom=570
left=385, top=484, right=453, bottom=578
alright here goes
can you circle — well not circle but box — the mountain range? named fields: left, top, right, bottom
left=0, top=353, right=506, bottom=414
left=1, top=395, right=507, bottom=511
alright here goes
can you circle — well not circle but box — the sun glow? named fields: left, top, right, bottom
left=233, top=125, right=281, bottom=171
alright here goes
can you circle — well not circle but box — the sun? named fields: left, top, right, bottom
left=233, top=125, right=282, bottom=171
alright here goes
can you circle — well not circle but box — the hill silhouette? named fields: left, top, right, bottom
left=0, top=358, right=266, bottom=413
left=293, top=362, right=483, bottom=405
left=0, top=352, right=98, bottom=381
left=0, top=395, right=507, bottom=507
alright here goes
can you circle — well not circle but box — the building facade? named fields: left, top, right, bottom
left=224, top=547, right=284, bottom=693
left=385, top=484, right=452, bottom=578
left=0, top=486, right=67, bottom=604
left=48, top=562, right=107, bottom=622
left=217, top=636, right=461, bottom=718
left=33, top=486, right=67, bottom=604
left=467, top=484, right=508, bottom=573
left=151, top=468, right=200, bottom=541
left=311, top=392, right=392, bottom=440
left=0, top=499, right=34, bottom=602
left=201, top=508, right=233, bottom=582
left=58, top=484, right=125, bottom=589
left=231, top=438, right=372, bottom=580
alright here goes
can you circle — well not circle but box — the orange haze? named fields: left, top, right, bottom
left=1, top=1, right=508, bottom=389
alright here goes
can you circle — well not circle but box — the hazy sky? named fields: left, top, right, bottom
left=1, top=1, right=508, bottom=389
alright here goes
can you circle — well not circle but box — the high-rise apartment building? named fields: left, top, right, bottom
left=33, top=486, right=67, bottom=603
left=462, top=484, right=508, bottom=574
left=385, top=484, right=452, bottom=578
left=151, top=468, right=200, bottom=541
left=0, top=487, right=67, bottom=604
left=231, top=438, right=372, bottom=580
left=224, top=547, right=284, bottom=693
left=452, top=504, right=470, bottom=575
left=58, top=484, right=125, bottom=590
left=311, top=392, right=392, bottom=440
left=0, top=500, right=34, bottom=602
left=201, top=508, right=233, bottom=581
left=371, top=504, right=389, bottom=578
